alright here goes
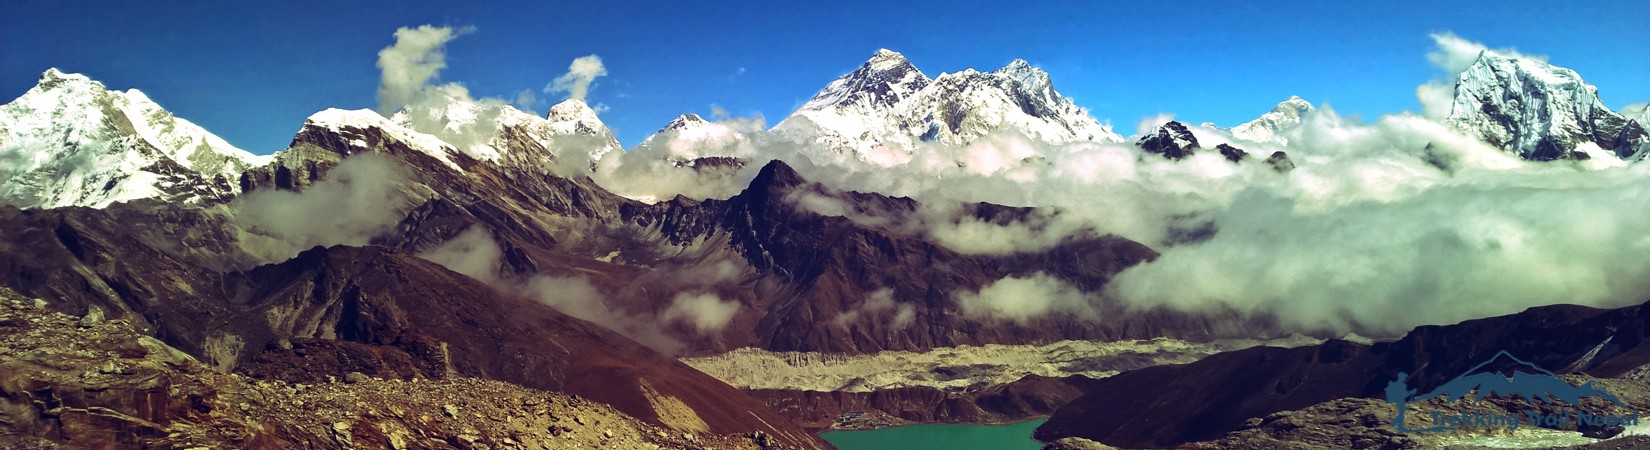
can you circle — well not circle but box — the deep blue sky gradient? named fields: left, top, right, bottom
left=3, top=0, right=1647, bottom=154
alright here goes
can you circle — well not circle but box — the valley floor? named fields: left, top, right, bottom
left=682, top=336, right=1320, bottom=394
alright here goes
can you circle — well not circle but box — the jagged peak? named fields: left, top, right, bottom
left=994, top=58, right=1052, bottom=93
left=1137, top=121, right=1200, bottom=159
left=33, top=68, right=100, bottom=91
left=305, top=108, right=391, bottom=128
left=794, top=49, right=931, bottom=112
left=660, top=113, right=710, bottom=132
left=865, top=48, right=913, bottom=71
left=1459, top=48, right=1582, bottom=88
left=1276, top=96, right=1313, bottom=111
left=749, top=159, right=806, bottom=193
left=547, top=98, right=599, bottom=121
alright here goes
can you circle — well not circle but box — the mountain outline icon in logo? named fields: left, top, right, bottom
left=1386, top=350, right=1627, bottom=433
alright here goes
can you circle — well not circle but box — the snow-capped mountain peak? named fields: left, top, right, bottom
left=309, top=108, right=465, bottom=169
left=993, top=58, right=1052, bottom=95
left=1138, top=121, right=1200, bottom=159
left=775, top=51, right=1122, bottom=160
left=543, top=99, right=622, bottom=164
left=0, top=68, right=267, bottom=208
left=1230, top=96, right=1315, bottom=145
left=1446, top=49, right=1647, bottom=160
left=796, top=49, right=932, bottom=113
left=660, top=113, right=711, bottom=133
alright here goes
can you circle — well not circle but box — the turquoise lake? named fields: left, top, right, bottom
left=819, top=419, right=1046, bottom=450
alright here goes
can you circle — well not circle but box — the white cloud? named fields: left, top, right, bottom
left=375, top=25, right=470, bottom=114
left=233, top=153, right=414, bottom=263
left=662, top=292, right=741, bottom=334
left=545, top=55, right=608, bottom=101
left=832, top=289, right=916, bottom=331
left=372, top=24, right=510, bottom=155
left=955, top=273, right=1097, bottom=325
left=1622, top=103, right=1650, bottom=124
left=1135, top=113, right=1176, bottom=138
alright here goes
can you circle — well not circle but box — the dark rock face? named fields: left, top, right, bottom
left=824, top=50, right=930, bottom=110
left=1265, top=151, right=1295, bottom=173
left=1216, top=143, right=1248, bottom=162
left=627, top=161, right=1263, bottom=353
left=1037, top=300, right=1650, bottom=448
left=1137, top=121, right=1200, bottom=159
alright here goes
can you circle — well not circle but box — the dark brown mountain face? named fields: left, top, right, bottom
left=0, top=290, right=804, bottom=450
left=232, top=119, right=1267, bottom=356
left=225, top=245, right=823, bottom=448
left=1036, top=299, right=1650, bottom=448
left=623, top=160, right=1264, bottom=354
left=0, top=204, right=826, bottom=449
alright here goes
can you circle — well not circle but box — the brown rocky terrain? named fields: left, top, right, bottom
left=0, top=288, right=789, bottom=449
left=1038, top=300, right=1650, bottom=448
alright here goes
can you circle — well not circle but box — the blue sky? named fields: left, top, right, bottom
left=3, top=0, right=1647, bottom=154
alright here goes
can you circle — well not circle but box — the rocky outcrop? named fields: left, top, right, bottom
left=1137, top=121, right=1200, bottom=159
left=1265, top=151, right=1296, bottom=172
left=1216, top=143, right=1248, bottom=162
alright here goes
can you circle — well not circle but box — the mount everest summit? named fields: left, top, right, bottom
left=773, top=49, right=1124, bottom=160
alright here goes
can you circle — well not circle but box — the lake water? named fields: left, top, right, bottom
left=819, top=419, right=1047, bottom=450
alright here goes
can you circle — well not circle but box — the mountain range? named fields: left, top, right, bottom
left=2, top=46, right=1649, bottom=448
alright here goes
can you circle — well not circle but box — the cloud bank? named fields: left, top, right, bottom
left=582, top=33, right=1650, bottom=337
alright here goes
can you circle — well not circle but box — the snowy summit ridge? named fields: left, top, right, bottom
left=775, top=49, right=1123, bottom=159
left=1445, top=50, right=1648, bottom=161
left=0, top=69, right=269, bottom=209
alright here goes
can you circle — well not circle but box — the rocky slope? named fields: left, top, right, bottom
left=0, top=289, right=793, bottom=449
left=1036, top=299, right=1650, bottom=448
left=0, top=69, right=268, bottom=209
left=0, top=201, right=825, bottom=448
left=1445, top=49, right=1648, bottom=161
